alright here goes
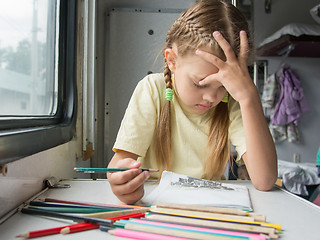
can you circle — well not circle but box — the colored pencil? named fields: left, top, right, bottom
left=28, top=206, right=118, bottom=214
left=107, top=212, right=146, bottom=221
left=122, top=221, right=254, bottom=240
left=60, top=222, right=99, bottom=234
left=128, top=218, right=267, bottom=240
left=155, top=202, right=250, bottom=216
left=82, top=208, right=148, bottom=219
left=149, top=208, right=281, bottom=230
left=151, top=207, right=256, bottom=222
left=108, top=228, right=194, bottom=240
left=99, top=225, right=115, bottom=232
left=73, top=167, right=159, bottom=173
left=42, top=197, right=150, bottom=209
left=16, top=222, right=94, bottom=239
left=20, top=207, right=113, bottom=227
left=155, top=202, right=266, bottom=222
left=30, top=200, right=131, bottom=210
left=60, top=212, right=145, bottom=234
left=145, top=214, right=278, bottom=238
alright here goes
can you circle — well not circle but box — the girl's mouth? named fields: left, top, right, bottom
left=196, top=104, right=212, bottom=110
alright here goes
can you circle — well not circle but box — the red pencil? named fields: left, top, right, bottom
left=108, top=212, right=145, bottom=221
left=16, top=222, right=90, bottom=239
left=60, top=212, right=145, bottom=235
left=60, top=222, right=99, bottom=234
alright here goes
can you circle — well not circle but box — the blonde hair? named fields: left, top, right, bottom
left=155, top=0, right=253, bottom=180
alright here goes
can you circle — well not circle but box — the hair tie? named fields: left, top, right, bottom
left=221, top=92, right=229, bottom=103
left=165, top=88, right=174, bottom=101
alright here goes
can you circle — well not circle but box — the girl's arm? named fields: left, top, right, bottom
left=196, top=31, right=277, bottom=190
left=238, top=91, right=278, bottom=191
left=107, top=150, right=150, bottom=204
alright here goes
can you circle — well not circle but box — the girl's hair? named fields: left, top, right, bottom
left=155, top=0, right=253, bottom=180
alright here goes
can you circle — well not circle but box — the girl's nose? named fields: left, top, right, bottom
left=202, top=91, right=217, bottom=103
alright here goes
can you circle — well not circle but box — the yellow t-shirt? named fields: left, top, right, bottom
left=113, top=73, right=246, bottom=179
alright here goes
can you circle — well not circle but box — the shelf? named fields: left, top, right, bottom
left=256, top=34, right=320, bottom=58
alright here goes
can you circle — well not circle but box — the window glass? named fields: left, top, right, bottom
left=0, top=0, right=58, bottom=116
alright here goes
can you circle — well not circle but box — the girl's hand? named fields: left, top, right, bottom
left=107, top=151, right=150, bottom=204
left=195, top=31, right=257, bottom=104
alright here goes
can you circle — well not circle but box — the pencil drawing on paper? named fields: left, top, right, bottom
left=171, top=176, right=235, bottom=191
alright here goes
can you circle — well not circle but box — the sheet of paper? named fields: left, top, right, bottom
left=142, top=171, right=252, bottom=211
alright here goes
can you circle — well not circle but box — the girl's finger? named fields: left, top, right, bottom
left=109, top=168, right=142, bottom=185
left=195, top=49, right=224, bottom=69
left=119, top=171, right=150, bottom=194
left=198, top=74, right=219, bottom=86
left=212, top=31, right=237, bottom=62
left=239, top=30, right=249, bottom=66
left=118, top=185, right=145, bottom=204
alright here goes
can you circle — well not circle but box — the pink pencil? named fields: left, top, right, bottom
left=130, top=219, right=266, bottom=240
left=108, top=228, right=193, bottom=240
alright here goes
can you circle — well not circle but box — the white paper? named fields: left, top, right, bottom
left=142, top=171, right=252, bottom=211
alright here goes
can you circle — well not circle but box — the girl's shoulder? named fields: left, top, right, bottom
left=140, top=73, right=165, bottom=87
left=138, top=73, right=165, bottom=96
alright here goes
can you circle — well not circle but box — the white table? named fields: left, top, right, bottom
left=1, top=179, right=320, bottom=240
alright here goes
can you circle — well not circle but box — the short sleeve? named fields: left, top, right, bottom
left=113, top=74, right=164, bottom=157
left=228, top=99, right=246, bottom=163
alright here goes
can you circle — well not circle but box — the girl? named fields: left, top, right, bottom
left=107, top=0, right=277, bottom=204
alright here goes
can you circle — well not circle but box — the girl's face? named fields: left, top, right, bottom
left=172, top=52, right=227, bottom=114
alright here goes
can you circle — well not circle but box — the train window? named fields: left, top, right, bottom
left=0, top=1, right=58, bottom=116
left=0, top=0, right=77, bottom=164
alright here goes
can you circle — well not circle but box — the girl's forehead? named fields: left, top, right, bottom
left=177, top=53, right=219, bottom=77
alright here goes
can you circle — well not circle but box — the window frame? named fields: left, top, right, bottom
left=0, top=0, right=77, bottom=165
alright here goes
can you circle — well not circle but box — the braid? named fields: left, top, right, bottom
left=154, top=62, right=172, bottom=175
left=175, top=19, right=214, bottom=43
left=163, top=62, right=172, bottom=89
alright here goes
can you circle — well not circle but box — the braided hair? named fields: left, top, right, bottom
left=154, top=0, right=253, bottom=180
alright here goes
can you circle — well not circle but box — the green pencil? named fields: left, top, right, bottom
left=21, top=207, right=113, bottom=227
left=73, top=168, right=159, bottom=173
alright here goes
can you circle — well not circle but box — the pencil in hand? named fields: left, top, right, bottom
left=73, top=167, right=159, bottom=173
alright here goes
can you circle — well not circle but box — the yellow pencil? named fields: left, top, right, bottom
left=150, top=208, right=281, bottom=230
left=151, top=207, right=255, bottom=222
left=155, top=202, right=266, bottom=222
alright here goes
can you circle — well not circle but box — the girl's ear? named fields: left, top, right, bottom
left=164, top=48, right=177, bottom=72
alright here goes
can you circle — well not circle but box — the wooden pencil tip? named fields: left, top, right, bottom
left=148, top=169, right=159, bottom=172
left=108, top=229, right=116, bottom=235
left=60, top=227, right=70, bottom=235
left=16, top=233, right=28, bottom=238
